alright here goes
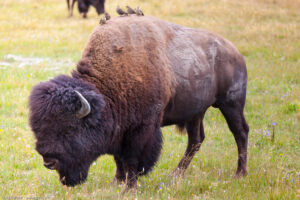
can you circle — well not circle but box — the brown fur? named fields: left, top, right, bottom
left=72, top=16, right=176, bottom=130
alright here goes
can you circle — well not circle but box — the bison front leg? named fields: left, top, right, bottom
left=172, top=114, right=205, bottom=177
left=123, top=158, right=139, bottom=192
left=67, top=0, right=75, bottom=17
left=66, top=0, right=70, bottom=11
left=69, top=0, right=76, bottom=17
left=113, top=156, right=126, bottom=183
left=121, top=124, right=162, bottom=191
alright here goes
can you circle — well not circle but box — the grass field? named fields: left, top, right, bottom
left=0, top=0, right=299, bottom=199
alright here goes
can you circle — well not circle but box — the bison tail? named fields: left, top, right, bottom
left=176, top=123, right=186, bottom=134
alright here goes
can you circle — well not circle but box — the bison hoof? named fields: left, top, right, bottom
left=111, top=177, right=125, bottom=185
left=234, top=169, right=248, bottom=178
left=123, top=185, right=137, bottom=195
left=169, top=168, right=185, bottom=178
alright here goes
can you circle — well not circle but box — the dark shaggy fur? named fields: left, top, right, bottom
left=67, top=0, right=105, bottom=18
left=30, top=75, right=106, bottom=186
left=29, top=15, right=249, bottom=190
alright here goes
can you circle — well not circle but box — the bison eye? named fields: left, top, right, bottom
left=62, top=130, right=73, bottom=136
left=43, top=158, right=58, bottom=170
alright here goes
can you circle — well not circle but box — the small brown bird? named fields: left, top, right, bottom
left=126, top=6, right=136, bottom=14
left=99, top=15, right=106, bottom=25
left=135, top=6, right=144, bottom=16
left=104, top=12, right=111, bottom=20
left=116, top=5, right=128, bottom=16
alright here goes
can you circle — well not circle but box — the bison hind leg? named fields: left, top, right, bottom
left=171, top=114, right=206, bottom=177
left=214, top=67, right=249, bottom=177
left=221, top=104, right=249, bottom=177
left=215, top=95, right=249, bottom=177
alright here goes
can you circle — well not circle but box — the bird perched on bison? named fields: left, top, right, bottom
left=67, top=0, right=105, bottom=18
left=29, top=15, right=249, bottom=191
left=99, top=15, right=106, bottom=25
left=104, top=12, right=110, bottom=20
left=116, top=5, right=128, bottom=16
left=99, top=13, right=110, bottom=25
left=135, top=6, right=144, bottom=16
left=126, top=6, right=136, bottom=14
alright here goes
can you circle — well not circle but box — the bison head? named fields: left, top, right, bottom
left=29, top=75, right=106, bottom=186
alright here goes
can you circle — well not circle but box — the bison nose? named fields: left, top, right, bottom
left=43, top=159, right=58, bottom=170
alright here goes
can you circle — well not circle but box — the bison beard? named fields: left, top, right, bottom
left=29, top=15, right=249, bottom=190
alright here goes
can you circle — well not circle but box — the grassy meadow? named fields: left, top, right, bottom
left=0, top=0, right=299, bottom=199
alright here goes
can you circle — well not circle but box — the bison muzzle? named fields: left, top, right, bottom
left=29, top=15, right=249, bottom=190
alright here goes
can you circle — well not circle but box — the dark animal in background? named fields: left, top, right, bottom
left=29, top=15, right=249, bottom=190
left=66, top=0, right=105, bottom=18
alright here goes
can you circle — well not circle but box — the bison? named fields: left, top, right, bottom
left=29, top=15, right=249, bottom=190
left=67, top=0, right=105, bottom=18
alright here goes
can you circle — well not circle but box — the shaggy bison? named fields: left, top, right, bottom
left=67, top=0, right=105, bottom=18
left=29, top=15, right=249, bottom=190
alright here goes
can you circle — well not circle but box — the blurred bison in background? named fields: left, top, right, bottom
left=29, top=15, right=249, bottom=190
left=67, top=0, right=105, bottom=18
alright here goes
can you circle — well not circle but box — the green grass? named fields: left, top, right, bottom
left=0, top=0, right=299, bottom=199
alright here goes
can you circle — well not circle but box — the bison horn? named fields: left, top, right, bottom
left=74, top=90, right=91, bottom=119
